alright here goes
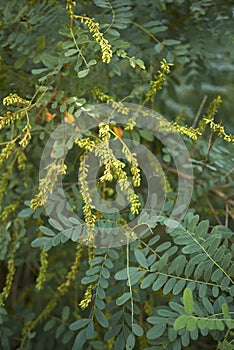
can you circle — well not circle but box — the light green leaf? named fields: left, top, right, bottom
left=78, top=69, right=90, bottom=78
left=174, top=315, right=188, bottom=330
left=186, top=317, right=197, bottom=331
left=183, top=288, right=194, bottom=315
left=164, top=39, right=181, bottom=45
left=64, top=49, right=78, bottom=57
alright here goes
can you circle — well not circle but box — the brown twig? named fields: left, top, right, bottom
left=192, top=95, right=208, bottom=128
left=162, top=163, right=195, bottom=181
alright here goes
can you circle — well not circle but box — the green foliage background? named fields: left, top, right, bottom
left=0, top=1, right=233, bottom=349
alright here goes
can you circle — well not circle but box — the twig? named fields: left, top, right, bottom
left=162, top=163, right=194, bottom=181
left=205, top=196, right=222, bottom=225
left=192, top=95, right=207, bottom=128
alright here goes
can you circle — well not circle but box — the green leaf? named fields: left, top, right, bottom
left=31, top=237, right=51, bottom=248
left=31, top=68, right=49, bottom=75
left=163, top=277, right=177, bottom=295
left=126, top=333, right=135, bottom=350
left=132, top=323, right=144, bottom=336
left=52, top=233, right=61, bottom=246
left=182, top=244, right=201, bottom=254
left=134, top=249, right=148, bottom=269
left=86, top=321, right=95, bottom=339
left=221, top=303, right=234, bottom=328
left=81, top=275, right=98, bottom=284
left=43, top=319, right=56, bottom=332
left=172, top=279, right=187, bottom=295
left=152, top=274, right=168, bottom=291
left=183, top=288, right=194, bottom=315
left=72, top=329, right=87, bottom=350
left=174, top=315, right=188, bottom=330
left=195, top=220, right=209, bottom=238
left=65, top=49, right=78, bottom=57
left=147, top=323, right=166, bottom=340
left=127, top=270, right=146, bottom=286
left=62, top=41, right=75, bottom=49
left=69, top=318, right=90, bottom=331
left=18, top=207, right=34, bottom=217
left=164, top=39, right=181, bottom=45
left=186, top=317, right=197, bottom=331
left=116, top=292, right=131, bottom=306
left=115, top=267, right=139, bottom=280
left=197, top=319, right=207, bottom=330
left=154, top=43, right=163, bottom=53
left=48, top=218, right=63, bottom=231
left=155, top=242, right=171, bottom=253
left=157, top=253, right=169, bottom=271
left=87, top=59, right=97, bottom=67
left=135, top=58, right=145, bottom=70
left=62, top=306, right=70, bottom=322
left=39, top=226, right=55, bottom=237
left=104, top=325, right=122, bottom=341
left=71, top=226, right=82, bottom=241
left=140, top=273, right=157, bottom=289
left=202, top=297, right=214, bottom=314
left=94, top=309, right=109, bottom=328
left=215, top=319, right=225, bottom=331
left=78, top=69, right=90, bottom=78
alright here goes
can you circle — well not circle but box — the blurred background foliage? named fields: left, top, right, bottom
left=0, top=0, right=233, bottom=349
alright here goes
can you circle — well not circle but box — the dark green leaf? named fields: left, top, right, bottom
left=94, top=309, right=109, bottom=328
left=147, top=323, right=166, bottom=340
left=69, top=318, right=90, bottom=331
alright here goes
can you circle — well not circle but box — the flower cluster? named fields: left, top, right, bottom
left=75, top=137, right=95, bottom=151
left=79, top=284, right=93, bottom=309
left=21, top=244, right=83, bottom=346
left=122, top=145, right=141, bottom=187
left=0, top=168, right=10, bottom=211
left=36, top=249, right=48, bottom=291
left=79, top=154, right=96, bottom=244
left=144, top=59, right=173, bottom=103
left=0, top=111, right=19, bottom=129
left=91, top=87, right=114, bottom=103
left=19, top=123, right=31, bottom=148
left=30, top=161, right=66, bottom=210
left=173, top=123, right=201, bottom=141
left=95, top=141, right=141, bottom=214
left=99, top=122, right=111, bottom=141
left=0, top=201, right=19, bottom=221
left=203, top=118, right=234, bottom=144
left=75, top=15, right=112, bottom=64
left=92, top=88, right=129, bottom=114
left=17, top=149, right=27, bottom=170
left=0, top=141, right=15, bottom=164
left=3, top=93, right=29, bottom=106
left=198, top=96, right=234, bottom=143
left=0, top=233, right=17, bottom=306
